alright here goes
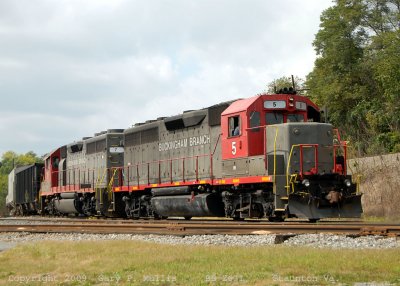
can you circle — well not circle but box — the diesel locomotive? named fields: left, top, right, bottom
left=8, top=90, right=363, bottom=221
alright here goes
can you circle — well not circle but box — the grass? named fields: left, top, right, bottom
left=361, top=215, right=400, bottom=223
left=0, top=240, right=399, bottom=285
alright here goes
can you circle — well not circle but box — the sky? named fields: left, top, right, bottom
left=0, top=0, right=333, bottom=157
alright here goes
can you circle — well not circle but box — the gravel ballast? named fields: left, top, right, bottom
left=0, top=232, right=398, bottom=249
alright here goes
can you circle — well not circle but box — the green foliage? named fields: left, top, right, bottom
left=266, top=76, right=305, bottom=94
left=0, top=151, right=43, bottom=215
left=306, top=0, right=400, bottom=156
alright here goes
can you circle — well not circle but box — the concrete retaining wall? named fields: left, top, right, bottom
left=348, top=153, right=400, bottom=218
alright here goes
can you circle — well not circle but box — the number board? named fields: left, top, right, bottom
left=295, top=101, right=307, bottom=111
left=264, top=100, right=286, bottom=109
left=109, top=147, right=124, bottom=153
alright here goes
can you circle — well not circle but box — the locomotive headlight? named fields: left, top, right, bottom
left=302, top=179, right=310, bottom=187
left=344, top=179, right=352, bottom=187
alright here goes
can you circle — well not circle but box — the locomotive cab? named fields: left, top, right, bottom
left=220, top=92, right=362, bottom=220
left=41, top=148, right=62, bottom=192
left=221, top=93, right=321, bottom=172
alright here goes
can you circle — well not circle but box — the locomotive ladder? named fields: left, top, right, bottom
left=106, top=168, right=119, bottom=212
left=95, top=168, right=107, bottom=207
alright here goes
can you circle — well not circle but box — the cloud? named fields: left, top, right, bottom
left=0, top=0, right=333, bottom=156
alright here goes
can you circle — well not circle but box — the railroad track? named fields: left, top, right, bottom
left=0, top=216, right=367, bottom=225
left=0, top=219, right=399, bottom=236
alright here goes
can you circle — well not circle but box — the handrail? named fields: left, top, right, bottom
left=121, top=153, right=214, bottom=188
left=286, top=144, right=319, bottom=195
left=212, top=133, right=222, bottom=156
left=96, top=168, right=107, bottom=205
left=107, top=168, right=118, bottom=200
left=333, top=128, right=348, bottom=175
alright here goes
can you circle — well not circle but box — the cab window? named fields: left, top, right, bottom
left=249, top=111, right=260, bottom=128
left=229, top=116, right=241, bottom=137
left=52, top=157, right=60, bottom=169
left=266, top=113, right=283, bottom=125
left=287, top=114, right=305, bottom=122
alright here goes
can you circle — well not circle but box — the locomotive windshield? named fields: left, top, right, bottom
left=287, top=114, right=305, bottom=122
left=266, top=112, right=284, bottom=125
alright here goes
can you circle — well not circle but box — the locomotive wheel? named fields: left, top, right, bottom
left=308, top=218, right=320, bottom=223
left=184, top=216, right=192, bottom=220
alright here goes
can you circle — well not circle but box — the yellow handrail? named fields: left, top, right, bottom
left=107, top=168, right=118, bottom=200
left=286, top=144, right=301, bottom=195
left=95, top=168, right=107, bottom=205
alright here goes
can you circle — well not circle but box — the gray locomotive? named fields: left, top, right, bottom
left=9, top=91, right=362, bottom=221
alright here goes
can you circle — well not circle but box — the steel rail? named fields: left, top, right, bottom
left=0, top=217, right=369, bottom=225
left=0, top=222, right=399, bottom=236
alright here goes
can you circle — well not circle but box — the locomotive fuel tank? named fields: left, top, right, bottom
left=53, top=193, right=82, bottom=214
left=151, top=187, right=225, bottom=217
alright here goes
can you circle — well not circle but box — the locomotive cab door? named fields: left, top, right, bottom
left=222, top=112, right=248, bottom=159
left=247, top=110, right=264, bottom=156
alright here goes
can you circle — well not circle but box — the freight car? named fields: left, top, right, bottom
left=6, top=163, right=43, bottom=216
left=9, top=90, right=363, bottom=221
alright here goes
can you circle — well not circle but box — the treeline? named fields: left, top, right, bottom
left=306, top=0, right=400, bottom=156
left=0, top=151, right=43, bottom=215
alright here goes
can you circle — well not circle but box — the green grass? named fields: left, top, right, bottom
left=361, top=215, right=400, bottom=223
left=0, top=240, right=399, bottom=285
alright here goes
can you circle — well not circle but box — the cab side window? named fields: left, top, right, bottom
left=229, top=116, right=241, bottom=137
left=249, top=111, right=260, bottom=128
left=52, top=157, right=60, bottom=169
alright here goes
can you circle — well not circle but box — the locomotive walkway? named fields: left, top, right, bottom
left=0, top=218, right=399, bottom=237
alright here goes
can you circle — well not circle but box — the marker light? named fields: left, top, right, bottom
left=289, top=97, right=294, bottom=107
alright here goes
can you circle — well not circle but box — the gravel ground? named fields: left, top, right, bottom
left=283, top=234, right=400, bottom=249
left=0, top=232, right=398, bottom=249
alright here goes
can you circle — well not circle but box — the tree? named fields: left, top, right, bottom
left=306, top=0, right=400, bottom=155
left=266, top=76, right=306, bottom=94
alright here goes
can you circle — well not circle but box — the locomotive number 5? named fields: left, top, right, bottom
left=231, top=141, right=237, bottom=155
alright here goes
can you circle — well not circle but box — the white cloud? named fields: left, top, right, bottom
left=0, top=0, right=333, bottom=156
